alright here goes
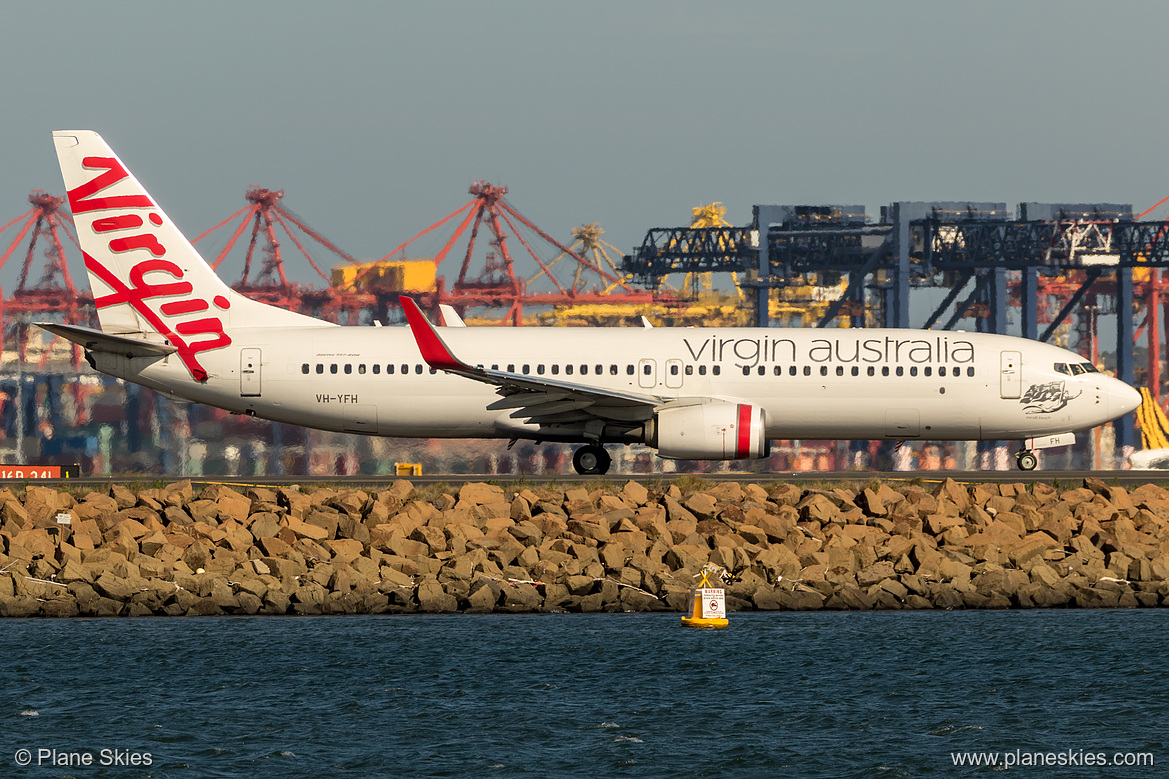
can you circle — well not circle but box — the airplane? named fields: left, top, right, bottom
left=38, top=130, right=1141, bottom=475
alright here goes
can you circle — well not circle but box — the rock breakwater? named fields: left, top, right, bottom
left=2, top=477, right=1168, bottom=617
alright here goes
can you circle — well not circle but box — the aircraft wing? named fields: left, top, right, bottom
left=399, top=296, right=664, bottom=432
left=35, top=323, right=177, bottom=358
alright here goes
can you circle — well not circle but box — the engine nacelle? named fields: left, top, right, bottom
left=647, top=403, right=769, bottom=460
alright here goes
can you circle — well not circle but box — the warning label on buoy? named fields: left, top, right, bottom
left=700, top=588, right=726, bottom=619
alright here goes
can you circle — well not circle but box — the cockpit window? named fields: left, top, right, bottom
left=1080, top=362, right=1098, bottom=373
left=1070, top=363, right=1086, bottom=376
left=1054, top=363, right=1070, bottom=375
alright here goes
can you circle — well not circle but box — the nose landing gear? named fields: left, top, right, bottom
left=572, top=444, right=611, bottom=475
left=1015, top=449, right=1037, bottom=471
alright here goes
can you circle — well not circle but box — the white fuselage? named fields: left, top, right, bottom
left=92, top=325, right=1131, bottom=444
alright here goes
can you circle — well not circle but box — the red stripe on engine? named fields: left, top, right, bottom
left=736, top=404, right=752, bottom=459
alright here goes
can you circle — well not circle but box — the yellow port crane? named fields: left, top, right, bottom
left=663, top=202, right=850, bottom=328
left=545, top=202, right=853, bottom=328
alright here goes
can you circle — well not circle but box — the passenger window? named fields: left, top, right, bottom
left=301, top=363, right=309, bottom=374
left=699, top=365, right=707, bottom=376
left=595, top=365, right=603, bottom=374
left=579, top=365, right=587, bottom=375
left=344, top=364, right=352, bottom=375
left=789, top=366, right=797, bottom=376
left=507, top=364, right=515, bottom=372
left=803, top=366, right=811, bottom=376
left=373, top=364, right=380, bottom=374
left=758, top=366, right=766, bottom=376
left=358, top=364, right=366, bottom=374
left=671, top=364, right=679, bottom=376
left=566, top=365, right=573, bottom=375
left=952, top=366, right=959, bottom=377
left=742, top=366, right=751, bottom=376
left=924, top=367, right=932, bottom=377
left=774, top=366, right=782, bottom=376
left=685, top=365, right=693, bottom=375
left=867, top=366, right=875, bottom=376
left=537, top=365, right=545, bottom=375
left=316, top=364, right=324, bottom=374
left=820, top=366, right=828, bottom=376
left=835, top=366, right=843, bottom=376
left=610, top=365, right=618, bottom=375
left=713, top=366, right=720, bottom=376
left=552, top=365, right=559, bottom=375
left=522, top=364, right=530, bottom=375
left=491, top=364, right=499, bottom=371
left=896, top=366, right=904, bottom=376
left=401, top=364, right=408, bottom=374
left=909, top=366, right=917, bottom=376
left=967, top=367, right=975, bottom=377
left=939, top=366, right=946, bottom=377
left=851, top=366, right=858, bottom=376
left=330, top=364, right=338, bottom=374
left=630, top=365, right=637, bottom=376
left=881, top=366, right=889, bottom=377
left=414, top=364, right=423, bottom=374
left=429, top=368, right=437, bottom=374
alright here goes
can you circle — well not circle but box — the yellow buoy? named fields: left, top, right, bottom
left=681, top=566, right=729, bottom=629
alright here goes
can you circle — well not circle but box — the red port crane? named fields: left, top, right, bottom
left=379, top=181, right=657, bottom=325
left=191, top=187, right=374, bottom=323
left=0, top=191, right=94, bottom=365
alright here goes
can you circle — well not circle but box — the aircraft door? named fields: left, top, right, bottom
left=241, top=348, right=261, bottom=397
left=638, top=358, right=657, bottom=388
left=665, top=359, right=683, bottom=389
left=1000, top=350, right=1021, bottom=399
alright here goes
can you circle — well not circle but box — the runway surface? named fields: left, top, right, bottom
left=18, top=470, right=1169, bottom=488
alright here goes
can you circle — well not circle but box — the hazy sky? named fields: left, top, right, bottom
left=3, top=1, right=1169, bottom=289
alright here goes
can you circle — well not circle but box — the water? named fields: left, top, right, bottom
left=2, top=611, right=1167, bottom=777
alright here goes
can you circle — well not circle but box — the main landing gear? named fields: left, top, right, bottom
left=1015, top=449, right=1038, bottom=471
left=572, top=444, right=611, bottom=475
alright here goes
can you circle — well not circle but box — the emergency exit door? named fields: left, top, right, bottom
left=638, top=358, right=657, bottom=388
left=1000, top=350, right=1021, bottom=399
left=241, top=348, right=262, bottom=396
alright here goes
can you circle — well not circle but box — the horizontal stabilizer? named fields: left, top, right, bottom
left=438, top=305, right=466, bottom=327
left=35, top=323, right=177, bottom=358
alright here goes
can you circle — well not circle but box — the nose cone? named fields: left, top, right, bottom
left=1111, top=379, right=1141, bottom=418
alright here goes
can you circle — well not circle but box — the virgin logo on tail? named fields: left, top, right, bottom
left=68, top=156, right=231, bottom=382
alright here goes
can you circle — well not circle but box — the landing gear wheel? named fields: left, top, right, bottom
left=1016, top=451, right=1037, bottom=471
left=573, top=445, right=611, bottom=475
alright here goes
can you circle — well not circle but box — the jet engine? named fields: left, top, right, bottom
left=646, top=402, right=769, bottom=460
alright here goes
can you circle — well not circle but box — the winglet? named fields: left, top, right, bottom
left=399, top=296, right=465, bottom=371
left=438, top=304, right=466, bottom=327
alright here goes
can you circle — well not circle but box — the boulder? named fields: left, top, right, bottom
left=797, top=493, right=839, bottom=523
left=458, top=483, right=506, bottom=506
left=500, top=583, right=542, bottom=612
left=855, top=561, right=896, bottom=588
left=622, top=481, right=649, bottom=506
left=465, top=580, right=498, bottom=612
left=286, top=518, right=329, bottom=542
left=93, top=573, right=134, bottom=601
left=416, top=577, right=457, bottom=612
left=327, top=538, right=366, bottom=565
left=566, top=519, right=610, bottom=544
